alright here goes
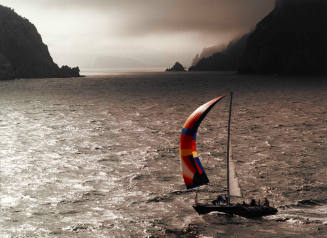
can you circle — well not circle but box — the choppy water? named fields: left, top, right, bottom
left=0, top=72, right=326, bottom=237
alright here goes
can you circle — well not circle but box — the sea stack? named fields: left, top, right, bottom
left=166, top=62, right=186, bottom=72
left=0, top=5, right=80, bottom=79
left=239, top=0, right=327, bottom=75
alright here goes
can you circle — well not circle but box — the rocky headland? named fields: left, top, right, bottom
left=0, top=5, right=80, bottom=80
left=189, top=34, right=248, bottom=72
left=239, top=0, right=327, bottom=75
left=191, top=0, right=327, bottom=75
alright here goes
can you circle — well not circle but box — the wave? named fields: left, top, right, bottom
left=279, top=198, right=327, bottom=209
left=273, top=199, right=327, bottom=225
left=147, top=188, right=226, bottom=203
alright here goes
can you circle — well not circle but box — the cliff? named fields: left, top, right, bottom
left=189, top=34, right=249, bottom=71
left=189, top=0, right=327, bottom=75
left=191, top=44, right=226, bottom=66
left=0, top=5, right=79, bottom=79
left=239, top=0, right=327, bottom=75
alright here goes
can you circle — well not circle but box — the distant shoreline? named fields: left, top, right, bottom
left=2, top=70, right=326, bottom=81
left=80, top=67, right=165, bottom=76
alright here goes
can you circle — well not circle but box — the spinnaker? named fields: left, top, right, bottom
left=179, top=95, right=226, bottom=189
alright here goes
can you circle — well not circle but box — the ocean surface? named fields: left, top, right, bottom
left=80, top=68, right=164, bottom=76
left=0, top=72, right=326, bottom=237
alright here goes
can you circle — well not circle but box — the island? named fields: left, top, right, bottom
left=165, top=62, right=186, bottom=72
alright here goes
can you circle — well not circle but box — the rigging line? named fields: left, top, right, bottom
left=191, top=95, right=229, bottom=192
left=226, top=92, right=233, bottom=205
left=201, top=95, right=229, bottom=192
left=203, top=96, right=229, bottom=170
left=204, top=151, right=210, bottom=168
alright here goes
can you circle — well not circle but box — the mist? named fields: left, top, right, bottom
left=1, top=0, right=274, bottom=68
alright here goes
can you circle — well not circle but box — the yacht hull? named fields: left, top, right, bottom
left=193, top=204, right=278, bottom=218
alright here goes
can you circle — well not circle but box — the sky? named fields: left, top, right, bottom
left=1, top=0, right=275, bottom=69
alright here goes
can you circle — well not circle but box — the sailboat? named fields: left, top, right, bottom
left=179, top=92, right=278, bottom=218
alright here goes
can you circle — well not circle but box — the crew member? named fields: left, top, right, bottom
left=263, top=197, right=270, bottom=207
left=250, top=199, right=257, bottom=206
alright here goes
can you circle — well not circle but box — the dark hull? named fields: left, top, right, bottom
left=193, top=204, right=278, bottom=218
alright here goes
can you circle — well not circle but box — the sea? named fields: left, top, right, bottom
left=0, top=72, right=326, bottom=237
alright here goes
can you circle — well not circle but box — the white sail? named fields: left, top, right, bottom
left=229, top=139, right=242, bottom=197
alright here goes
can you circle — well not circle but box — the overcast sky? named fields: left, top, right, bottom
left=1, top=0, right=275, bottom=69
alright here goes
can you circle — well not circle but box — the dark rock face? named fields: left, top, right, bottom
left=0, top=53, right=14, bottom=79
left=0, top=5, right=80, bottom=79
left=59, top=65, right=80, bottom=78
left=191, top=44, right=226, bottom=66
left=189, top=34, right=249, bottom=71
left=239, top=0, right=327, bottom=75
left=166, top=62, right=186, bottom=72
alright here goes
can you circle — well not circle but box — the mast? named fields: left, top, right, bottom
left=226, top=92, right=233, bottom=205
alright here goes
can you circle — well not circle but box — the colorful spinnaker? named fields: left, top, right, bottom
left=179, top=95, right=226, bottom=189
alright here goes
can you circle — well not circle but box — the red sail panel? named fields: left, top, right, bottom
left=179, top=95, right=226, bottom=189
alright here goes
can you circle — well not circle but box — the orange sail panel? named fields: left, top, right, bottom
left=180, top=95, right=226, bottom=189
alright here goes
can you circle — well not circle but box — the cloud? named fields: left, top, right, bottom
left=1, top=0, right=275, bottom=67
left=13, top=0, right=274, bottom=36
left=116, top=0, right=275, bottom=36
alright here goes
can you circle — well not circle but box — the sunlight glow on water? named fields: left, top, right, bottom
left=0, top=73, right=326, bottom=237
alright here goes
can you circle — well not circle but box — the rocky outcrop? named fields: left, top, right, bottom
left=239, top=0, right=327, bottom=75
left=58, top=65, right=80, bottom=78
left=189, top=34, right=249, bottom=71
left=166, top=62, right=186, bottom=72
left=0, top=5, right=80, bottom=79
